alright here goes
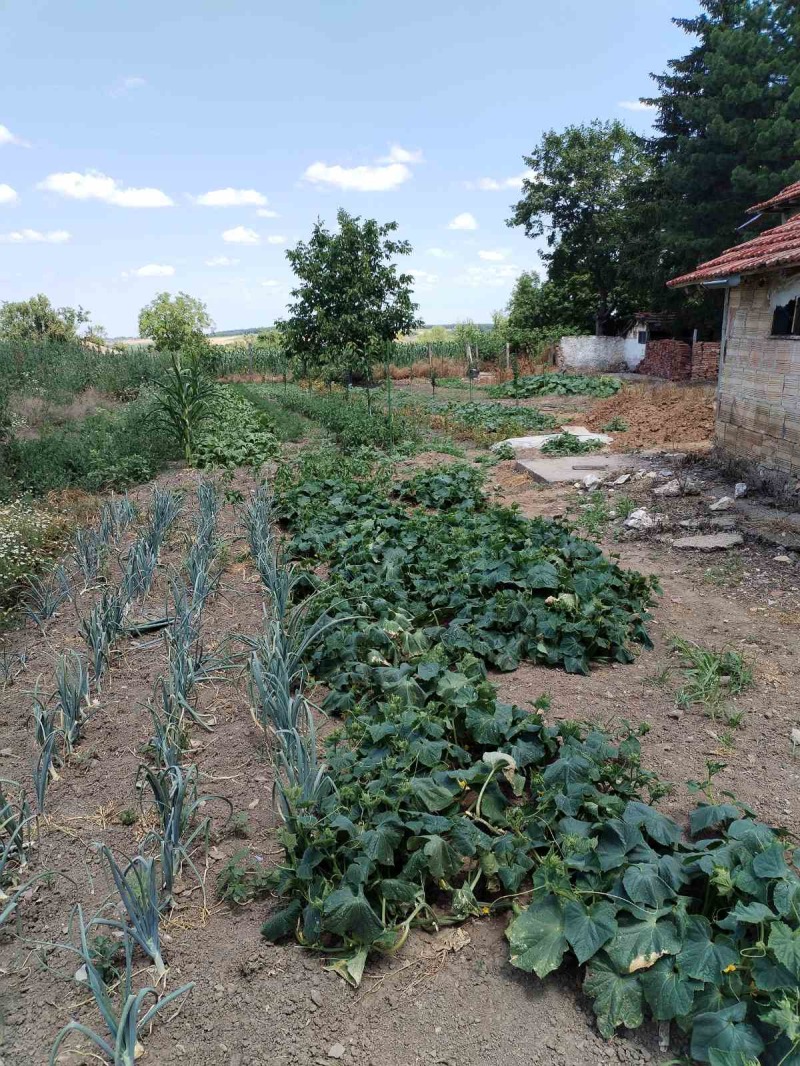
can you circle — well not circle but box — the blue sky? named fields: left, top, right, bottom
left=1, top=0, right=699, bottom=336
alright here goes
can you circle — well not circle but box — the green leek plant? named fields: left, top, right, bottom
left=54, top=652, right=90, bottom=752
left=97, top=849, right=168, bottom=978
left=21, top=566, right=71, bottom=629
left=48, top=905, right=193, bottom=1066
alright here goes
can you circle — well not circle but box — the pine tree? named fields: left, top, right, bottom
left=647, top=0, right=800, bottom=278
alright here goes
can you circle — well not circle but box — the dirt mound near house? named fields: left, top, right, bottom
left=585, top=382, right=715, bottom=451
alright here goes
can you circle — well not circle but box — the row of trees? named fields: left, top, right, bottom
left=504, top=0, right=800, bottom=337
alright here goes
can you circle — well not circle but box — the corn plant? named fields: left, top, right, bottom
left=52, top=652, right=90, bottom=752
left=21, top=566, right=71, bottom=628
left=48, top=905, right=193, bottom=1066
left=73, top=528, right=106, bottom=589
left=97, top=848, right=167, bottom=977
left=152, top=352, right=217, bottom=464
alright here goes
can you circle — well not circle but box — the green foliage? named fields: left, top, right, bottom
left=193, top=388, right=279, bottom=469
left=5, top=393, right=178, bottom=496
left=670, top=638, right=754, bottom=718
left=395, top=463, right=486, bottom=511
left=505, top=270, right=595, bottom=346
left=217, top=848, right=272, bottom=905
left=602, top=416, right=629, bottom=432
left=267, top=386, right=420, bottom=451
left=0, top=501, right=68, bottom=625
left=0, top=293, right=92, bottom=344
left=277, top=209, right=420, bottom=382
left=151, top=353, right=218, bottom=464
left=488, top=373, right=622, bottom=399
left=226, top=384, right=310, bottom=441
left=508, top=121, right=658, bottom=334
left=540, top=434, right=605, bottom=457
left=275, top=456, right=658, bottom=698
left=138, top=291, right=213, bottom=354
left=423, top=399, right=557, bottom=444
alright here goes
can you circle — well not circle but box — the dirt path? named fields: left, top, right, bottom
left=1, top=444, right=799, bottom=1066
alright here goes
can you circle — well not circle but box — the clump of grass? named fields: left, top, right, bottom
left=601, top=416, right=629, bottom=432
left=702, top=557, right=744, bottom=588
left=541, top=433, right=605, bottom=457
left=671, top=637, right=754, bottom=720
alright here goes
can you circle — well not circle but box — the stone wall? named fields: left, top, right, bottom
left=557, top=335, right=644, bottom=372
left=716, top=278, right=800, bottom=480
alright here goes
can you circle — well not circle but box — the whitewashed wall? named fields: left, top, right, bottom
left=557, top=335, right=644, bottom=372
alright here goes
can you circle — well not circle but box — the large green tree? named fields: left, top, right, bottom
left=277, top=209, right=420, bottom=383
left=138, top=292, right=213, bottom=354
left=646, top=0, right=800, bottom=277
left=506, top=271, right=597, bottom=348
left=0, top=294, right=91, bottom=344
left=507, top=121, right=658, bottom=335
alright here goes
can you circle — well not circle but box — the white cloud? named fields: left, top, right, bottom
left=205, top=255, right=239, bottom=267
left=618, top=100, right=656, bottom=112
left=456, top=263, right=518, bottom=288
left=194, top=187, right=268, bottom=207
left=129, top=263, right=175, bottom=277
left=266, top=235, right=285, bottom=245
left=468, top=171, right=534, bottom=191
left=448, top=212, right=478, bottom=231
left=0, top=124, right=29, bottom=148
left=409, top=269, right=438, bottom=285
left=111, top=75, right=147, bottom=96
left=222, top=225, right=260, bottom=244
left=38, top=170, right=173, bottom=207
left=0, top=228, right=71, bottom=243
left=427, top=247, right=452, bottom=259
left=0, top=184, right=18, bottom=205
left=261, top=279, right=280, bottom=287
left=303, top=160, right=411, bottom=192
left=378, top=144, right=424, bottom=164
left=478, top=249, right=508, bottom=262
left=256, top=207, right=279, bottom=218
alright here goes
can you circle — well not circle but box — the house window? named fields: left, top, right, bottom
left=772, top=297, right=800, bottom=336
left=637, top=330, right=647, bottom=344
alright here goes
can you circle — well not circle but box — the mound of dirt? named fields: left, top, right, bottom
left=585, top=382, right=715, bottom=451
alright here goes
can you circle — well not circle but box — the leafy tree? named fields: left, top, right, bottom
left=0, top=294, right=91, bottom=344
left=138, top=292, right=213, bottom=355
left=646, top=0, right=800, bottom=279
left=277, top=209, right=420, bottom=385
left=506, top=271, right=596, bottom=348
left=508, top=121, right=658, bottom=335
left=453, top=319, right=483, bottom=354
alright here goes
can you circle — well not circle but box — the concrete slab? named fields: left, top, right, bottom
left=673, top=533, right=743, bottom=551
left=492, top=426, right=613, bottom=452
left=515, top=454, right=637, bottom=484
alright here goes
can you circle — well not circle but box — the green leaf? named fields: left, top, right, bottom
left=583, top=953, right=644, bottom=1039
left=677, top=916, right=737, bottom=983
left=379, top=879, right=420, bottom=904
left=322, top=886, right=384, bottom=944
left=751, top=955, right=797, bottom=992
left=325, top=946, right=369, bottom=988
left=690, top=1003, right=764, bottom=1064
left=640, top=956, right=695, bottom=1020
left=408, top=777, right=455, bottom=812
left=623, top=863, right=675, bottom=908
left=729, top=900, right=775, bottom=924
left=752, top=843, right=789, bottom=880
left=506, top=895, right=568, bottom=978
left=762, top=996, right=800, bottom=1044
left=605, top=909, right=680, bottom=973
left=623, top=801, right=682, bottom=846
left=595, top=819, right=644, bottom=872
left=768, top=921, right=800, bottom=978
left=689, top=803, right=741, bottom=836
left=564, top=900, right=617, bottom=965
left=423, top=835, right=461, bottom=881
left=261, top=899, right=302, bottom=942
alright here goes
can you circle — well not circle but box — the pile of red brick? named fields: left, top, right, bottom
left=690, top=342, right=720, bottom=382
left=638, top=339, right=692, bottom=380
left=637, top=339, right=720, bottom=382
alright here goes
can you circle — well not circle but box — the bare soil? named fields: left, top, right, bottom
left=2, top=395, right=799, bottom=1066
left=585, top=383, right=716, bottom=452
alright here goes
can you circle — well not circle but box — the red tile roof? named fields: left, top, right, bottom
left=668, top=213, right=800, bottom=287
left=747, top=180, right=800, bottom=215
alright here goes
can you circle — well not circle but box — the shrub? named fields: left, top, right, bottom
left=0, top=500, right=68, bottom=625
left=540, top=433, right=605, bottom=457
left=267, top=386, right=419, bottom=451
left=193, top=388, right=279, bottom=469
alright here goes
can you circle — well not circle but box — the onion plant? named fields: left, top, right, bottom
left=272, top=721, right=334, bottom=830
left=144, top=487, right=183, bottom=556
left=33, top=731, right=59, bottom=814
left=80, top=591, right=124, bottom=686
left=120, top=538, right=158, bottom=604
left=54, top=652, right=90, bottom=753
left=0, top=785, right=44, bottom=927
left=0, top=645, right=27, bottom=687
left=98, top=495, right=137, bottom=544
left=48, top=905, right=193, bottom=1066
left=21, top=566, right=71, bottom=628
left=97, top=848, right=167, bottom=977
left=147, top=680, right=189, bottom=769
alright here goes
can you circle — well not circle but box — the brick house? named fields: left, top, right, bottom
left=669, top=180, right=800, bottom=484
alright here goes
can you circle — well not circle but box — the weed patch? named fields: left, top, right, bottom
left=488, top=374, right=621, bottom=399
left=671, top=637, right=754, bottom=718
left=541, top=433, right=605, bottom=457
